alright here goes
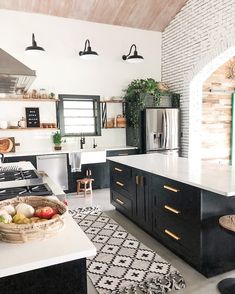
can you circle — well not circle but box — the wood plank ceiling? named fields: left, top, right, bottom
left=0, top=0, right=187, bottom=32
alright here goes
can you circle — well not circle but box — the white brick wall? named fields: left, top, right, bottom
left=162, top=0, right=235, bottom=158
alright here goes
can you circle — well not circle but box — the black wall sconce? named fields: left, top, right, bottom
left=25, top=33, right=45, bottom=55
left=79, top=39, right=98, bottom=60
left=122, top=44, right=144, bottom=63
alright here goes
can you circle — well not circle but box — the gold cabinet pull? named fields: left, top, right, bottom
left=164, top=229, right=180, bottom=241
left=136, top=175, right=144, bottom=186
left=164, top=205, right=180, bottom=215
left=114, top=167, right=122, bottom=172
left=135, top=176, right=139, bottom=185
left=116, top=181, right=124, bottom=187
left=163, top=185, right=180, bottom=193
left=116, top=198, right=124, bottom=205
left=140, top=176, right=144, bottom=186
left=118, top=153, right=128, bottom=156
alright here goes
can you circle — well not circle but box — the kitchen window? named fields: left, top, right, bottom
left=58, top=94, right=101, bottom=136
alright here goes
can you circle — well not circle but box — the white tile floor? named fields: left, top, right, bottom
left=66, top=189, right=234, bottom=294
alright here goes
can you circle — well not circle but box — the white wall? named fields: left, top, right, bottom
left=162, top=0, right=235, bottom=158
left=0, top=9, right=161, bottom=152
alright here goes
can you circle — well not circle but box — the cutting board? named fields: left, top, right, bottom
left=0, top=137, right=15, bottom=153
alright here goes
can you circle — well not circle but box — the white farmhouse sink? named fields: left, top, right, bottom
left=80, top=149, right=106, bottom=164
left=69, top=149, right=106, bottom=172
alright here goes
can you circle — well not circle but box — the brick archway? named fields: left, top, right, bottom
left=187, top=46, right=235, bottom=160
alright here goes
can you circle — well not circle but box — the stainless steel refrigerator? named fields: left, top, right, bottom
left=144, top=108, right=180, bottom=154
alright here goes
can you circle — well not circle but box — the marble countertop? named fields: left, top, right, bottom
left=4, top=145, right=137, bottom=157
left=108, top=153, right=235, bottom=196
left=0, top=161, right=96, bottom=278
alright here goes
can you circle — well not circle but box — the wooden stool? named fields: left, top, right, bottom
left=217, top=215, right=235, bottom=294
left=76, top=178, right=94, bottom=197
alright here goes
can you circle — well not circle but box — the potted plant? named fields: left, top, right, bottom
left=53, top=131, right=62, bottom=150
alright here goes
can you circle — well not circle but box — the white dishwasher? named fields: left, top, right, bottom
left=36, top=154, right=68, bottom=191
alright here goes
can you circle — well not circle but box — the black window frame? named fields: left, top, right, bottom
left=58, top=94, right=101, bottom=137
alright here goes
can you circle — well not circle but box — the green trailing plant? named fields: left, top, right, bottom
left=123, top=78, right=180, bottom=146
left=172, top=93, right=181, bottom=108
left=123, top=78, right=162, bottom=129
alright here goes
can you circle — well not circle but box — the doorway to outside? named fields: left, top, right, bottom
left=188, top=47, right=235, bottom=164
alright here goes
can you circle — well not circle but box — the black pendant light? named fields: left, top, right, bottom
left=79, top=39, right=98, bottom=60
left=122, top=44, right=144, bottom=63
left=25, top=33, right=45, bottom=55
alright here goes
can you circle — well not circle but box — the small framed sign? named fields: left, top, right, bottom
left=25, top=107, right=40, bottom=128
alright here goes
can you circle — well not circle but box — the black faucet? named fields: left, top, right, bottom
left=0, top=153, right=4, bottom=164
left=80, top=135, right=85, bottom=149
left=93, top=139, right=97, bottom=149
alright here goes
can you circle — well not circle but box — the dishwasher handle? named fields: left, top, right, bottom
left=37, top=155, right=65, bottom=160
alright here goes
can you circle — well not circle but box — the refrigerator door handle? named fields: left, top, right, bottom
left=162, top=111, right=167, bottom=148
left=165, top=110, right=170, bottom=148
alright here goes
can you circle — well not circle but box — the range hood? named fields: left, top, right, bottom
left=0, top=48, right=36, bottom=94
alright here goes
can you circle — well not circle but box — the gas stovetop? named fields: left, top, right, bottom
left=0, top=166, right=54, bottom=200
left=0, top=183, right=53, bottom=200
left=0, top=169, right=39, bottom=182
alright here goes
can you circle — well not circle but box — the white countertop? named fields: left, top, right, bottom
left=0, top=212, right=96, bottom=278
left=109, top=153, right=235, bottom=196
left=0, top=161, right=97, bottom=278
left=4, top=145, right=137, bottom=157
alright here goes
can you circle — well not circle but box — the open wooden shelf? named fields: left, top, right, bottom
left=0, top=98, right=59, bottom=102
left=102, top=127, right=126, bottom=129
left=101, top=100, right=124, bottom=103
left=0, top=128, right=58, bottom=131
left=101, top=101, right=126, bottom=128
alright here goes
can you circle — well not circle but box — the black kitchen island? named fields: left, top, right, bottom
left=109, top=153, right=235, bottom=277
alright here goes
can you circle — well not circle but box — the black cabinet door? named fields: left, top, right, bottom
left=82, top=163, right=106, bottom=189
left=68, top=169, right=85, bottom=193
left=5, top=155, right=37, bottom=168
left=68, top=162, right=108, bottom=192
left=132, top=168, right=151, bottom=232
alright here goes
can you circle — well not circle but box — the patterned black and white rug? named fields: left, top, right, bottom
left=70, top=207, right=186, bottom=294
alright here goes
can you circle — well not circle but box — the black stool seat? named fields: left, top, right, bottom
left=218, top=278, right=235, bottom=294
left=217, top=215, right=235, bottom=294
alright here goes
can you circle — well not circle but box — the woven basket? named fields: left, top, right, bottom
left=0, top=196, right=67, bottom=243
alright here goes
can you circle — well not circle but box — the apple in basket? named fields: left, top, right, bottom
left=34, top=206, right=58, bottom=219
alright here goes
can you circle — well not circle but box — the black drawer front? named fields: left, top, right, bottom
left=107, top=149, right=138, bottom=157
left=154, top=209, right=200, bottom=257
left=157, top=190, right=200, bottom=223
left=110, top=162, right=133, bottom=196
left=111, top=162, right=132, bottom=180
left=110, top=179, right=133, bottom=198
left=154, top=225, right=200, bottom=267
left=152, top=176, right=201, bottom=222
left=111, top=190, right=133, bottom=217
